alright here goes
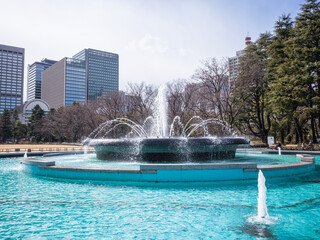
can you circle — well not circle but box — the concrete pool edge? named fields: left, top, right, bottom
left=19, top=154, right=316, bottom=182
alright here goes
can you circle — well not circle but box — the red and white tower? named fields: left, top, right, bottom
left=245, top=33, right=252, bottom=46
left=228, top=33, right=252, bottom=85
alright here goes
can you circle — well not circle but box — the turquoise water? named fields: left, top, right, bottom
left=49, top=152, right=299, bottom=168
left=1, top=155, right=320, bottom=239
left=54, top=154, right=140, bottom=169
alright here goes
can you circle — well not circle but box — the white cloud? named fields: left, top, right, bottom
left=129, top=34, right=168, bottom=54
left=178, top=48, right=193, bottom=56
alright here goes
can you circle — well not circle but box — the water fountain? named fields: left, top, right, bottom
left=87, top=85, right=249, bottom=163
left=20, top=85, right=316, bottom=182
left=11, top=86, right=319, bottom=239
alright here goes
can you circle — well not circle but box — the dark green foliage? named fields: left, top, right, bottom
left=293, top=0, right=320, bottom=142
left=14, top=121, right=27, bottom=142
left=28, top=105, right=45, bottom=142
left=12, top=109, right=19, bottom=142
left=1, top=109, right=12, bottom=142
left=267, top=14, right=295, bottom=143
left=233, top=0, right=320, bottom=144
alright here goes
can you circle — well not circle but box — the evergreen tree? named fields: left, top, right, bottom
left=28, top=105, right=45, bottom=142
left=12, top=109, right=19, bottom=142
left=1, top=109, right=12, bottom=142
left=267, top=14, right=295, bottom=143
left=14, top=121, right=26, bottom=142
left=292, top=0, right=320, bottom=143
left=270, top=0, right=320, bottom=143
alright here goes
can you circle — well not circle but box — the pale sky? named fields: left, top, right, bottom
left=0, top=0, right=305, bottom=102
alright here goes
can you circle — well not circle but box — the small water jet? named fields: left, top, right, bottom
left=244, top=169, right=277, bottom=231
left=258, top=170, right=269, bottom=219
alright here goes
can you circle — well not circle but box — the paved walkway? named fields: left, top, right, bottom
left=239, top=148, right=320, bottom=156
left=0, top=144, right=94, bottom=158
left=0, top=144, right=93, bottom=152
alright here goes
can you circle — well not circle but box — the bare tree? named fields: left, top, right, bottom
left=126, top=82, right=156, bottom=124
left=167, top=79, right=199, bottom=124
left=40, top=102, right=102, bottom=142
left=192, top=58, right=235, bottom=126
left=96, top=91, right=128, bottom=121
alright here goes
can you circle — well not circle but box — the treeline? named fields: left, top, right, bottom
left=234, top=0, right=320, bottom=144
left=0, top=79, right=233, bottom=143
left=0, top=0, right=319, bottom=144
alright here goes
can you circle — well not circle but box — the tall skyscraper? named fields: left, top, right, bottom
left=42, top=58, right=86, bottom=109
left=228, top=35, right=252, bottom=85
left=27, top=58, right=57, bottom=101
left=228, top=50, right=244, bottom=84
left=42, top=48, right=119, bottom=108
left=0, top=44, right=24, bottom=113
left=73, top=48, right=119, bottom=100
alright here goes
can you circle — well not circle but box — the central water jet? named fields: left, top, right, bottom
left=87, top=85, right=249, bottom=162
left=154, top=85, right=168, bottom=137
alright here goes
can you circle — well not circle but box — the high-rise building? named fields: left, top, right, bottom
left=42, top=57, right=86, bottom=109
left=27, top=58, right=57, bottom=101
left=42, top=48, right=119, bottom=108
left=73, top=48, right=119, bottom=100
left=0, top=44, right=24, bottom=113
left=228, top=49, right=244, bottom=84
left=228, top=35, right=252, bottom=85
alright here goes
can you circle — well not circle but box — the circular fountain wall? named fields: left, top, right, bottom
left=90, top=137, right=249, bottom=163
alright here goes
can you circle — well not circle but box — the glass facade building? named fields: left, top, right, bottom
left=27, top=59, right=56, bottom=101
left=42, top=48, right=118, bottom=109
left=42, top=58, right=86, bottom=109
left=0, top=44, right=24, bottom=113
left=65, top=58, right=86, bottom=106
left=73, top=48, right=119, bottom=100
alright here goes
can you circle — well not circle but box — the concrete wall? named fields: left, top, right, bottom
left=20, top=157, right=316, bottom=183
left=41, top=58, right=66, bottom=109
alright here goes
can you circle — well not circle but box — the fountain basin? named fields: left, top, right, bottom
left=20, top=154, right=315, bottom=182
left=3, top=153, right=320, bottom=239
left=90, top=137, right=249, bottom=162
